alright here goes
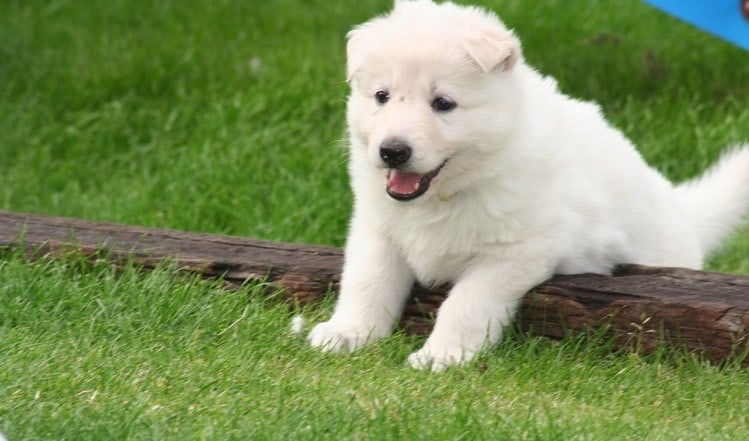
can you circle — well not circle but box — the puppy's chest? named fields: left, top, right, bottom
left=385, top=202, right=521, bottom=284
left=398, top=234, right=471, bottom=284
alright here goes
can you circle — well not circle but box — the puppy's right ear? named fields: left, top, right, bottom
left=345, top=26, right=368, bottom=82
left=463, top=28, right=521, bottom=73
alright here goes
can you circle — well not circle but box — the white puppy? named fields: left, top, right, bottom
left=308, top=0, right=749, bottom=371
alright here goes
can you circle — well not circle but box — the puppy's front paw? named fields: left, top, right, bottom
left=407, top=342, right=475, bottom=373
left=308, top=321, right=375, bottom=353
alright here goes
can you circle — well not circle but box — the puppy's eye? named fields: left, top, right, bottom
left=374, top=90, right=390, bottom=104
left=432, top=97, right=456, bottom=112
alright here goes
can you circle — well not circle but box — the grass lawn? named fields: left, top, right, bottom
left=1, top=0, right=748, bottom=439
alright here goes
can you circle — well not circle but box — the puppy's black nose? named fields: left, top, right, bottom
left=379, top=138, right=412, bottom=167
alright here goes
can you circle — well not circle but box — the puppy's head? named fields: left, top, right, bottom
left=345, top=0, right=523, bottom=202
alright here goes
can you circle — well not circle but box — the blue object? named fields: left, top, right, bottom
left=645, top=0, right=749, bottom=51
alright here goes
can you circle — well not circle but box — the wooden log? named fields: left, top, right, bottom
left=0, top=210, right=747, bottom=364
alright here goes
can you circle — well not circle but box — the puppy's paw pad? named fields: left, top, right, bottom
left=307, top=321, right=372, bottom=353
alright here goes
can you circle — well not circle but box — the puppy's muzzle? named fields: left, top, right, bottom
left=379, top=138, right=412, bottom=168
left=378, top=137, right=447, bottom=201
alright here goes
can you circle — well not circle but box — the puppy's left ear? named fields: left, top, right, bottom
left=463, top=29, right=521, bottom=73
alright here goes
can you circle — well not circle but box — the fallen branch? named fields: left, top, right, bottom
left=1, top=210, right=747, bottom=364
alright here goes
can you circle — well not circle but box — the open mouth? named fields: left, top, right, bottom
left=386, top=161, right=447, bottom=201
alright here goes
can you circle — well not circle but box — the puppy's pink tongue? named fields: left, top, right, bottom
left=387, top=170, right=423, bottom=195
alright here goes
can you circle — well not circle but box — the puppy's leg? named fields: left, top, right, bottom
left=408, top=250, right=553, bottom=372
left=308, top=220, right=414, bottom=353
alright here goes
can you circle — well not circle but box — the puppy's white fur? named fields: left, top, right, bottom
left=308, top=0, right=749, bottom=371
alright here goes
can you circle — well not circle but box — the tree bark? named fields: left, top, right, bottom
left=1, top=210, right=747, bottom=364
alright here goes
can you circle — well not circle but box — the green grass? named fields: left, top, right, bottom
left=1, top=252, right=747, bottom=440
left=1, top=0, right=748, bottom=439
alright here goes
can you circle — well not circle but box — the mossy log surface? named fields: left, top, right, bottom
left=1, top=210, right=747, bottom=364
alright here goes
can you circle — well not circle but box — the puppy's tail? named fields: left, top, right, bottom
left=675, top=145, right=749, bottom=255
